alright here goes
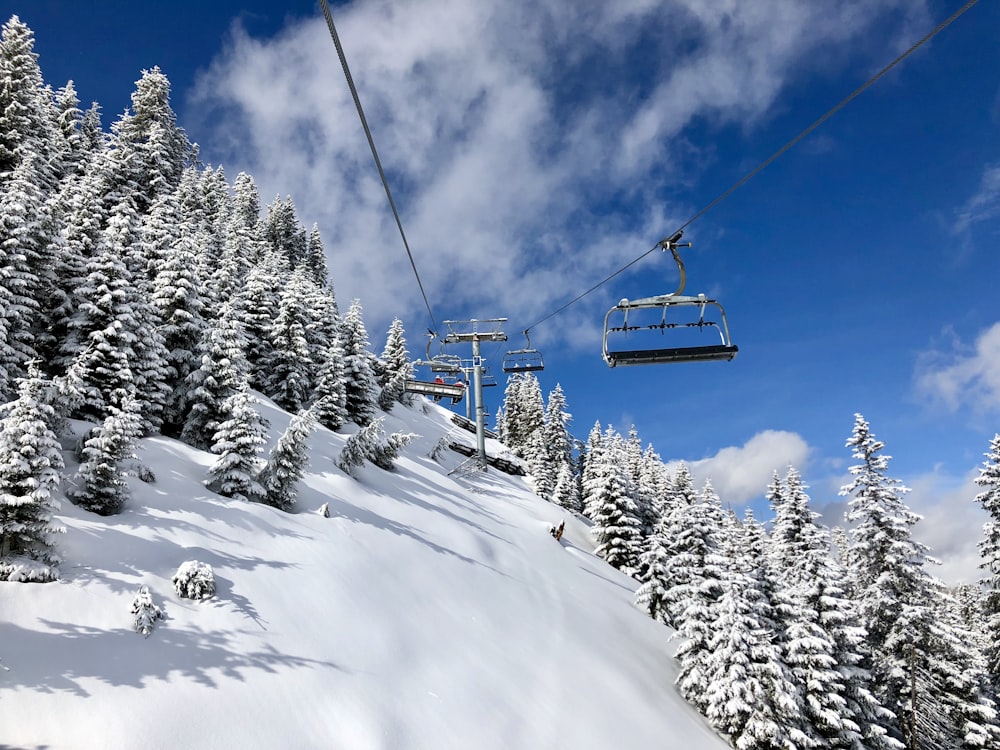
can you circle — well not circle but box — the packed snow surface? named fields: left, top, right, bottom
left=0, top=396, right=728, bottom=749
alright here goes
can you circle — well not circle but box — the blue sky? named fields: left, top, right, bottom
left=16, top=0, right=1000, bottom=580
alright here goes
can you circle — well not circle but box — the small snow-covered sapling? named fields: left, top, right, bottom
left=132, top=584, right=163, bottom=637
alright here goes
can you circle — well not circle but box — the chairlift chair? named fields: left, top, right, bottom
left=404, top=333, right=467, bottom=403
left=602, top=230, right=738, bottom=367
left=502, top=331, right=545, bottom=373
left=403, top=378, right=465, bottom=404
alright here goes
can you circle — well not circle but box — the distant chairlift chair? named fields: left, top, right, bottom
left=404, top=335, right=467, bottom=404
left=602, top=231, right=739, bottom=367
left=502, top=331, right=545, bottom=373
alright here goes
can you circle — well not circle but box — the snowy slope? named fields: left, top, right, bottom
left=0, top=396, right=729, bottom=750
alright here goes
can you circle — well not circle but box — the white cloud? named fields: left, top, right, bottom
left=915, top=321, right=1000, bottom=413
left=905, top=467, right=986, bottom=585
left=188, top=0, right=928, bottom=338
left=954, top=162, right=1000, bottom=235
left=667, top=429, right=811, bottom=505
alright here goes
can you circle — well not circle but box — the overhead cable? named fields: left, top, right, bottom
left=319, top=0, right=440, bottom=334
left=523, top=0, right=982, bottom=332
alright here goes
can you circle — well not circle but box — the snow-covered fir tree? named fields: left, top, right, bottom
left=551, top=458, right=582, bottom=513
left=587, top=430, right=642, bottom=575
left=68, top=394, right=143, bottom=516
left=311, top=336, right=349, bottom=433
left=700, top=511, right=809, bottom=750
left=767, top=466, right=901, bottom=749
left=181, top=303, right=250, bottom=449
left=0, top=152, right=43, bottom=400
left=260, top=269, right=315, bottom=412
left=975, top=433, right=1000, bottom=687
left=842, top=414, right=998, bottom=749
left=206, top=388, right=267, bottom=502
left=0, top=367, right=66, bottom=580
left=378, top=318, right=412, bottom=412
left=255, top=407, right=317, bottom=512
left=340, top=299, right=380, bottom=427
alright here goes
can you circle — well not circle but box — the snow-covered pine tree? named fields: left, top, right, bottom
left=337, top=420, right=382, bottom=476
left=311, top=335, right=349, bottom=433
left=131, top=584, right=163, bottom=637
left=51, top=80, right=89, bottom=180
left=378, top=318, right=412, bottom=411
left=580, top=420, right=604, bottom=519
left=842, top=414, right=999, bottom=749
left=340, top=299, right=379, bottom=427
left=264, top=195, right=307, bottom=268
left=0, top=367, right=66, bottom=581
left=551, top=458, right=582, bottom=513
left=255, top=407, right=317, bottom=512
left=68, top=393, right=143, bottom=516
left=260, top=269, right=315, bottom=412
left=700, top=511, right=809, bottom=750
left=0, top=16, right=57, bottom=190
left=0, top=152, right=43, bottom=400
left=143, top=189, right=206, bottom=430
left=588, top=431, right=642, bottom=575
left=975, top=433, right=1000, bottom=687
left=634, top=502, right=673, bottom=623
left=180, top=303, right=250, bottom=449
left=215, top=171, right=265, bottom=310
left=767, top=466, right=902, bottom=749
left=206, top=388, right=267, bottom=502
left=235, top=251, right=288, bottom=389
left=304, top=223, right=329, bottom=287
left=108, top=66, right=191, bottom=215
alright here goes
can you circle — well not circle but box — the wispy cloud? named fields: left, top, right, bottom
left=915, top=321, right=1000, bottom=413
left=954, top=162, right=1000, bottom=236
left=906, top=467, right=987, bottom=585
left=667, top=429, right=811, bottom=505
left=189, top=0, right=927, bottom=337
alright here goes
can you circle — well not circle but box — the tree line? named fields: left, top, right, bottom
left=499, top=372, right=1000, bottom=750
left=0, top=16, right=414, bottom=579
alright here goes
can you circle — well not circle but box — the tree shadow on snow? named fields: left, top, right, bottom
left=0, top=618, right=345, bottom=697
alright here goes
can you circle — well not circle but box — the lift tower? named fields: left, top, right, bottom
left=441, top=319, right=507, bottom=468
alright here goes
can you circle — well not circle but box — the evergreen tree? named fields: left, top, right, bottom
left=304, top=223, right=329, bottom=287
left=588, top=432, right=642, bottom=575
left=0, top=367, right=65, bottom=579
left=0, top=153, right=43, bottom=399
left=843, top=414, right=998, bottom=749
left=378, top=318, right=412, bottom=411
left=181, top=303, right=250, bottom=449
left=701, top=512, right=809, bottom=750
left=107, top=65, right=190, bottom=214
left=768, top=467, right=901, bottom=749
left=340, top=299, right=379, bottom=427
left=207, top=388, right=266, bottom=501
left=256, top=408, right=316, bottom=512
left=234, top=251, right=287, bottom=388
left=264, top=195, right=307, bottom=268
left=975, top=433, right=1000, bottom=686
left=68, top=394, right=142, bottom=515
left=634, top=505, right=672, bottom=623
left=143, top=189, right=206, bottom=428
left=580, top=420, right=605, bottom=519
left=312, top=335, right=349, bottom=433
left=551, top=459, right=582, bottom=513
left=260, top=269, right=315, bottom=412
left=0, top=16, right=56, bottom=189
left=672, top=479, right=728, bottom=709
